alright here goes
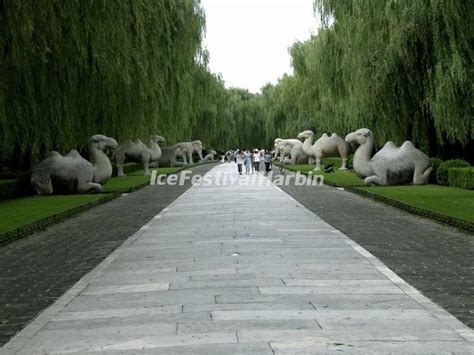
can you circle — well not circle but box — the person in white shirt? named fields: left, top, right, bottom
left=253, top=149, right=261, bottom=174
left=236, top=150, right=243, bottom=175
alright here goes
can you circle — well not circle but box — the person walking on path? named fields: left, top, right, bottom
left=249, top=149, right=255, bottom=174
left=253, top=149, right=261, bottom=174
left=264, top=150, right=272, bottom=176
left=236, top=150, right=243, bottom=175
left=244, top=150, right=252, bottom=174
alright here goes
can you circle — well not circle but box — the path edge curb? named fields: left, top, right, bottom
left=0, top=166, right=202, bottom=354
left=275, top=164, right=474, bottom=233
left=271, top=183, right=474, bottom=342
left=0, top=193, right=120, bottom=246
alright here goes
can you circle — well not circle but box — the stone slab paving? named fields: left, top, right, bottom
left=2, top=164, right=473, bottom=354
left=272, top=166, right=474, bottom=329
left=0, top=164, right=216, bottom=346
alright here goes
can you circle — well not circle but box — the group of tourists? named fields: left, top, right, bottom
left=235, top=149, right=273, bottom=176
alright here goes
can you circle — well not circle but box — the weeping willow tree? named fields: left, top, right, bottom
left=263, top=0, right=473, bottom=160
left=3, top=0, right=470, bottom=172
left=0, top=0, right=213, bottom=171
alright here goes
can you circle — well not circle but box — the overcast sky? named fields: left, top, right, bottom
left=201, top=0, right=320, bottom=93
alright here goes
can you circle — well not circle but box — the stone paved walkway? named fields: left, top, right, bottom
left=272, top=166, right=474, bottom=329
left=2, top=164, right=473, bottom=353
left=0, top=164, right=216, bottom=346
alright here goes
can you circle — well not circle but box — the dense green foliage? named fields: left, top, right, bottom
left=436, top=159, right=470, bottom=185
left=0, top=1, right=200, bottom=169
left=262, top=0, right=473, bottom=160
left=448, top=167, right=474, bottom=190
left=1, top=0, right=472, bottom=175
left=0, top=0, right=263, bottom=173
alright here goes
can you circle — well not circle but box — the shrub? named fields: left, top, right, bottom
left=0, top=180, right=17, bottom=201
left=0, top=177, right=35, bottom=201
left=429, top=158, right=443, bottom=184
left=436, top=159, right=470, bottom=185
left=448, top=167, right=474, bottom=190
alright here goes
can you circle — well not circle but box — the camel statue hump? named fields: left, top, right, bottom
left=48, top=151, right=61, bottom=158
left=400, top=141, right=416, bottom=150
left=65, top=150, right=81, bottom=158
left=382, top=141, right=397, bottom=150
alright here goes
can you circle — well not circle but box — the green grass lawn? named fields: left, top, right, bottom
left=103, top=167, right=183, bottom=192
left=278, top=161, right=473, bottom=226
left=283, top=163, right=364, bottom=187
left=0, top=167, right=185, bottom=237
left=358, top=185, right=474, bottom=223
left=0, top=194, right=109, bottom=234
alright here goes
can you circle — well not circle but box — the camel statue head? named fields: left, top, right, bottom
left=345, top=128, right=372, bottom=146
left=89, top=134, right=118, bottom=151
left=297, top=130, right=314, bottom=141
left=151, top=135, right=166, bottom=144
left=175, top=143, right=187, bottom=157
left=191, top=140, right=203, bottom=151
left=274, top=138, right=283, bottom=149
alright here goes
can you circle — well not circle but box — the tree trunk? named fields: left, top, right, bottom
left=424, top=105, right=437, bottom=157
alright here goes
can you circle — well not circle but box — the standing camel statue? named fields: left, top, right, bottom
left=345, top=128, right=432, bottom=185
left=31, top=134, right=118, bottom=195
left=114, top=135, right=166, bottom=176
left=297, top=130, right=350, bottom=171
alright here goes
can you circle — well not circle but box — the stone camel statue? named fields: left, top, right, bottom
left=297, top=130, right=350, bottom=171
left=274, top=138, right=310, bottom=165
left=177, top=140, right=204, bottom=164
left=345, top=128, right=432, bottom=185
left=31, top=134, right=118, bottom=195
left=157, top=143, right=189, bottom=167
left=225, top=150, right=238, bottom=162
left=203, top=150, right=217, bottom=161
left=114, top=135, right=166, bottom=176
left=274, top=139, right=283, bottom=160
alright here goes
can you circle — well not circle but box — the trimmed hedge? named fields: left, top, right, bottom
left=436, top=159, right=470, bottom=185
left=429, top=157, right=443, bottom=184
left=0, top=180, right=17, bottom=201
left=448, top=167, right=474, bottom=190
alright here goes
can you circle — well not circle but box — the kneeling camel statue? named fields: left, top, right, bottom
left=31, top=134, right=118, bottom=195
left=345, top=128, right=432, bottom=186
